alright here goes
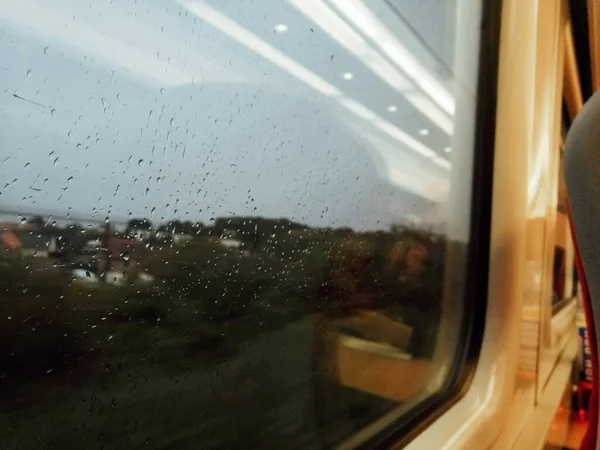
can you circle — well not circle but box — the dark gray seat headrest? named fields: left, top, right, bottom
left=564, top=89, right=600, bottom=450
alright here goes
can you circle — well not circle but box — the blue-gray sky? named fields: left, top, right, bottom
left=0, top=0, right=466, bottom=230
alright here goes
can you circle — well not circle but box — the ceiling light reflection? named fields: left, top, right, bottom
left=327, top=0, right=455, bottom=116
left=288, top=0, right=412, bottom=94
left=286, top=0, right=458, bottom=134
left=179, top=0, right=450, bottom=188
left=404, top=91, right=453, bottom=134
left=356, top=126, right=448, bottom=202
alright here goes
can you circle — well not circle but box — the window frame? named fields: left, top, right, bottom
left=347, top=0, right=504, bottom=447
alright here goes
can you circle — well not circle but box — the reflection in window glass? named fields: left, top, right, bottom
left=552, top=247, right=566, bottom=306
left=1, top=0, right=482, bottom=448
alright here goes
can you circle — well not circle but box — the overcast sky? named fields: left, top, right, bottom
left=0, top=0, right=470, bottom=230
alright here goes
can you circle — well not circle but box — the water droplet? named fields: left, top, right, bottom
left=67, top=131, right=73, bottom=138
left=44, top=46, right=49, bottom=54
left=26, top=69, right=32, bottom=77
left=50, top=108, right=56, bottom=116
left=67, top=176, right=73, bottom=183
left=138, top=159, right=144, bottom=167
left=24, top=162, right=30, bottom=169
left=20, top=217, right=27, bottom=224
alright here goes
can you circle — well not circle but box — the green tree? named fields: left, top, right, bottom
left=27, top=215, right=45, bottom=229
left=126, top=218, right=152, bottom=234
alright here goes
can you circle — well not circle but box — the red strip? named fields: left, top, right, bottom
left=567, top=205, right=599, bottom=450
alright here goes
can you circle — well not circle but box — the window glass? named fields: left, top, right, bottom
left=552, top=246, right=566, bottom=305
left=0, top=1, right=483, bottom=448
left=554, top=147, right=571, bottom=308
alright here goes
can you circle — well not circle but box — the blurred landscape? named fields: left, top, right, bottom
left=0, top=214, right=445, bottom=450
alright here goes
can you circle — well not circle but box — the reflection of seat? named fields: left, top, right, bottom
left=311, top=314, right=432, bottom=447
left=563, top=90, right=600, bottom=450
left=336, top=338, right=431, bottom=401
left=334, top=311, right=413, bottom=350
left=330, top=311, right=430, bottom=402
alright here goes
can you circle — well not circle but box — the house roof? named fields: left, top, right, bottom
left=0, top=230, right=20, bottom=249
left=0, top=230, right=48, bottom=251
